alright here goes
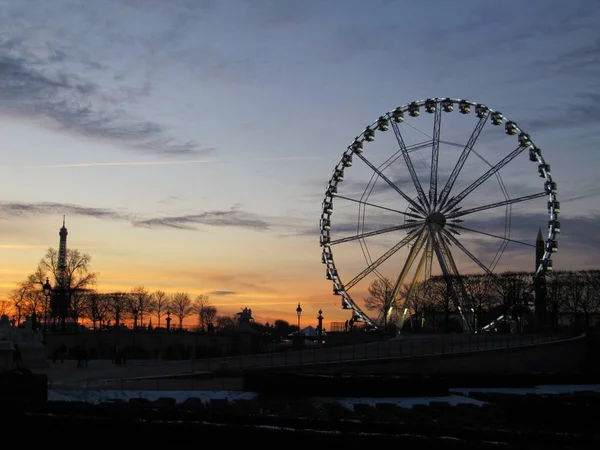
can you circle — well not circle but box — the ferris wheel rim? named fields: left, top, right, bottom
left=320, top=97, right=559, bottom=330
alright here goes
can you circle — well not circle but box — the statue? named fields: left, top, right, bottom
left=0, top=314, right=10, bottom=341
left=0, top=314, right=48, bottom=371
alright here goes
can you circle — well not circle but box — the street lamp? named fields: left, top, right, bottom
left=132, top=308, right=138, bottom=331
left=42, top=278, right=52, bottom=345
left=166, top=310, right=172, bottom=332
left=296, top=302, right=302, bottom=335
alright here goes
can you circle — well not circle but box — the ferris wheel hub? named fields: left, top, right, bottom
left=426, top=211, right=446, bottom=229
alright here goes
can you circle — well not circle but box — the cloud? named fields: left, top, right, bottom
left=0, top=201, right=269, bottom=232
left=208, top=290, right=237, bottom=296
left=134, top=209, right=270, bottom=231
left=0, top=202, right=128, bottom=221
left=0, top=29, right=208, bottom=156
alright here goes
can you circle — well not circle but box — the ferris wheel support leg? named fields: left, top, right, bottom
left=430, top=228, right=472, bottom=333
left=390, top=230, right=428, bottom=332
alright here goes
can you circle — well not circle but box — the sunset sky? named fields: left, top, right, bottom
left=1, top=0, right=599, bottom=327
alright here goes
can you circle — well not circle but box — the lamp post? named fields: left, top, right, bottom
left=296, top=302, right=302, bottom=334
left=42, top=278, right=52, bottom=346
left=132, top=308, right=138, bottom=331
left=166, top=310, right=171, bottom=332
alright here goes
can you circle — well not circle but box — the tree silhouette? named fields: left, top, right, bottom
left=192, top=294, right=216, bottom=331
left=36, top=247, right=97, bottom=330
left=363, top=277, right=395, bottom=330
left=152, top=290, right=169, bottom=328
left=171, top=292, right=193, bottom=330
left=129, top=286, right=154, bottom=328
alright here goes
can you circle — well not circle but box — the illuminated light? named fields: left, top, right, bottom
left=364, top=127, right=375, bottom=142
left=491, top=111, right=503, bottom=125
left=392, top=107, right=404, bottom=123
left=442, top=99, right=454, bottom=112
left=546, top=240, right=558, bottom=252
left=459, top=100, right=471, bottom=114
left=518, top=132, right=531, bottom=147
left=529, top=147, right=541, bottom=162
left=377, top=116, right=389, bottom=131
left=425, top=99, right=436, bottom=113
left=544, top=181, right=557, bottom=194
left=547, top=200, right=560, bottom=214
left=351, top=140, right=363, bottom=153
left=505, top=121, right=518, bottom=135
left=475, top=104, right=488, bottom=118
left=408, top=102, right=420, bottom=117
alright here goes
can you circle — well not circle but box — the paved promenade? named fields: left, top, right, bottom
left=40, top=333, right=567, bottom=390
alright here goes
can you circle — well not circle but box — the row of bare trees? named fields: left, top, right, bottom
left=2, top=247, right=224, bottom=331
left=364, top=270, right=600, bottom=332
left=75, top=288, right=217, bottom=331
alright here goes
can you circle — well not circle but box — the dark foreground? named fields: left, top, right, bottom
left=3, top=389, right=600, bottom=449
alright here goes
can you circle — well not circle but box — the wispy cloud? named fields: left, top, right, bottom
left=134, top=209, right=269, bottom=231
left=0, top=202, right=269, bottom=232
left=208, top=290, right=237, bottom=296
left=0, top=202, right=128, bottom=221
left=22, top=155, right=322, bottom=170
left=0, top=21, right=208, bottom=156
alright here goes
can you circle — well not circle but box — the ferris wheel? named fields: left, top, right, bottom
left=319, top=98, right=559, bottom=331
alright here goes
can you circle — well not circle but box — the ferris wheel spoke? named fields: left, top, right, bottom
left=389, top=120, right=430, bottom=211
left=446, top=192, right=547, bottom=219
left=429, top=102, right=442, bottom=209
left=344, top=230, right=420, bottom=291
left=355, top=152, right=427, bottom=215
left=329, top=222, right=421, bottom=246
left=333, top=194, right=422, bottom=219
left=437, top=115, right=489, bottom=209
left=442, top=145, right=527, bottom=213
left=442, top=229, right=496, bottom=278
left=448, top=223, right=535, bottom=248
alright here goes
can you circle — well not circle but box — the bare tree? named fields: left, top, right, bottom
left=546, top=270, right=568, bottom=331
left=8, top=284, right=28, bottom=324
left=363, top=277, right=395, bottom=330
left=69, top=288, right=89, bottom=326
left=0, top=300, right=11, bottom=317
left=463, top=274, right=495, bottom=332
left=192, top=294, right=216, bottom=331
left=37, top=247, right=97, bottom=330
left=108, top=292, right=129, bottom=327
left=152, top=290, right=169, bottom=328
left=215, top=314, right=236, bottom=330
left=129, top=286, right=154, bottom=328
left=83, top=292, right=111, bottom=330
left=171, top=292, right=193, bottom=329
